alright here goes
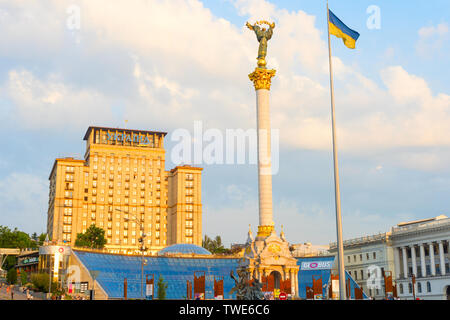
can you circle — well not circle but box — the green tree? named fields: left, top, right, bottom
left=74, top=224, right=107, bottom=249
left=202, top=235, right=229, bottom=254
left=157, top=275, right=168, bottom=300
left=7, top=268, right=17, bottom=284
left=0, top=226, right=36, bottom=270
left=0, top=226, right=35, bottom=249
left=30, top=273, right=57, bottom=293
left=20, top=270, right=28, bottom=285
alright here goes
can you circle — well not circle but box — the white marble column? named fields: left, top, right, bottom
left=402, top=247, right=408, bottom=278
left=256, top=88, right=273, bottom=227
left=249, top=68, right=276, bottom=237
left=429, top=243, right=436, bottom=276
left=394, top=247, right=401, bottom=280
left=411, top=245, right=417, bottom=276
left=419, top=244, right=426, bottom=277
left=438, top=240, right=446, bottom=276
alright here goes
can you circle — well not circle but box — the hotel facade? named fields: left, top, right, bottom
left=47, top=126, right=202, bottom=255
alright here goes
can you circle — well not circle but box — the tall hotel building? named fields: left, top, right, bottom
left=47, top=126, right=202, bottom=254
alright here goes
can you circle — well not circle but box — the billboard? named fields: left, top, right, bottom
left=300, top=260, right=333, bottom=270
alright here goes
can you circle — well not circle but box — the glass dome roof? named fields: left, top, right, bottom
left=157, top=243, right=212, bottom=256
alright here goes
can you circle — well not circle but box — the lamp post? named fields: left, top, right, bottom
left=115, top=208, right=147, bottom=299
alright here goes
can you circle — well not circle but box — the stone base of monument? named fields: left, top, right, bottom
left=239, top=227, right=300, bottom=298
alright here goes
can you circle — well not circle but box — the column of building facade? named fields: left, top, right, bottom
left=411, top=245, right=418, bottom=276
left=394, top=247, right=401, bottom=279
left=429, top=242, right=436, bottom=276
left=402, top=247, right=408, bottom=278
left=438, top=240, right=446, bottom=276
left=419, top=244, right=426, bottom=277
left=289, top=269, right=295, bottom=297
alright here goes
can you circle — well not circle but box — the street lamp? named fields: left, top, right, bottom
left=115, top=208, right=148, bottom=299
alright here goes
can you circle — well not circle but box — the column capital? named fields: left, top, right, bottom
left=249, top=68, right=276, bottom=90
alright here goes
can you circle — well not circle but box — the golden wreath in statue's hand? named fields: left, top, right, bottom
left=246, top=20, right=275, bottom=30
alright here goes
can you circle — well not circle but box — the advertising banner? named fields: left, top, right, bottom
left=146, top=284, right=153, bottom=297
left=300, top=260, right=333, bottom=270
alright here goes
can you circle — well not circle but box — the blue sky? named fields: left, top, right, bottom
left=0, top=0, right=449, bottom=246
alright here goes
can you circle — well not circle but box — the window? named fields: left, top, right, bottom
left=408, top=283, right=412, bottom=293
left=399, top=284, right=403, bottom=294
left=366, top=253, right=370, bottom=260
left=360, top=254, right=363, bottom=261
left=427, top=282, right=431, bottom=293
left=417, top=282, right=422, bottom=293
left=360, top=270, right=364, bottom=280
left=373, top=252, right=377, bottom=259
left=348, top=256, right=350, bottom=263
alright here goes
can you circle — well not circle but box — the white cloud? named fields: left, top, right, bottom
left=3, top=69, right=114, bottom=130
left=0, top=0, right=449, bottom=173
left=0, top=172, right=48, bottom=234
left=416, top=22, right=449, bottom=57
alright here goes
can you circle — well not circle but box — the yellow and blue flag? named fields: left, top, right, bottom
left=328, top=9, right=360, bottom=49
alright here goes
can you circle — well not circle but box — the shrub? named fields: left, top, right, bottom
left=30, top=273, right=58, bottom=293
left=7, top=268, right=17, bottom=284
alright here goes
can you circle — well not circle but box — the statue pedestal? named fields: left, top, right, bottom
left=240, top=228, right=299, bottom=298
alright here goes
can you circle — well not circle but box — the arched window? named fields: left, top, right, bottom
left=408, top=283, right=412, bottom=293
left=417, top=282, right=422, bottom=293
left=427, top=282, right=431, bottom=293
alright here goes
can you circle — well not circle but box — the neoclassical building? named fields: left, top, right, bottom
left=329, top=232, right=395, bottom=299
left=390, top=215, right=450, bottom=300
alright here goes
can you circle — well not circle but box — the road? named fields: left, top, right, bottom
left=0, top=285, right=41, bottom=300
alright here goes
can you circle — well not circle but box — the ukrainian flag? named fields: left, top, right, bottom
left=328, top=9, right=360, bottom=49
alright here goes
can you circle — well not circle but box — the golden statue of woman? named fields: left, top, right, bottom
left=246, top=21, right=275, bottom=68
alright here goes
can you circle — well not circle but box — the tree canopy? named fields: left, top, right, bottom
left=0, top=226, right=36, bottom=249
left=202, top=235, right=229, bottom=254
left=74, top=224, right=107, bottom=249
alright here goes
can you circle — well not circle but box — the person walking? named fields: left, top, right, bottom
left=26, top=288, right=32, bottom=300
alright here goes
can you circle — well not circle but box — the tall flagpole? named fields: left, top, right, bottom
left=326, top=0, right=346, bottom=300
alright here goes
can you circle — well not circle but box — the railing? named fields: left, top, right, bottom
left=391, top=218, right=450, bottom=235
left=329, top=232, right=386, bottom=249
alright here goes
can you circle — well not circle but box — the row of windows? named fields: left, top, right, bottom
left=87, top=189, right=162, bottom=197
left=106, top=238, right=166, bottom=246
left=399, top=282, right=432, bottom=294
left=350, top=267, right=384, bottom=281
left=348, top=252, right=377, bottom=263
left=91, top=181, right=162, bottom=189
left=91, top=164, right=163, bottom=174
left=92, top=154, right=161, bottom=166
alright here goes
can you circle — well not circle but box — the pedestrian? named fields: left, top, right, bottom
left=10, top=286, right=14, bottom=300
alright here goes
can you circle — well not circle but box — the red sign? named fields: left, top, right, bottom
left=279, top=292, right=287, bottom=300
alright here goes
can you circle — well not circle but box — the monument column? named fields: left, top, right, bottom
left=249, top=67, right=276, bottom=238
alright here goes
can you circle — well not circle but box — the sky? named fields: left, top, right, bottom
left=0, top=0, right=449, bottom=246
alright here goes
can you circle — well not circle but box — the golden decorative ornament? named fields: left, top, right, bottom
left=257, top=225, right=274, bottom=237
left=268, top=243, right=281, bottom=254
left=249, top=68, right=276, bottom=91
